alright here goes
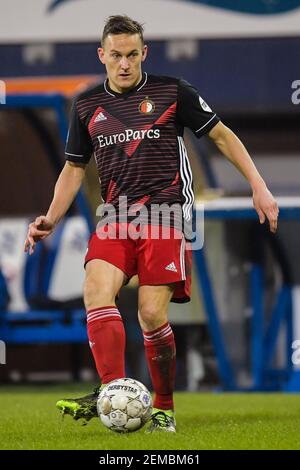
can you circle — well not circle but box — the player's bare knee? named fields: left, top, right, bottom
left=83, top=278, right=115, bottom=310
left=138, top=306, right=167, bottom=331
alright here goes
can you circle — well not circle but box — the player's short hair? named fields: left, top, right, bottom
left=101, top=15, right=144, bottom=46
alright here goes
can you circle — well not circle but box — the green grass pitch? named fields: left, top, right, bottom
left=1, top=384, right=300, bottom=450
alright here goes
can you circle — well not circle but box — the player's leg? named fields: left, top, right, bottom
left=56, top=227, right=137, bottom=423
left=84, top=259, right=128, bottom=384
left=56, top=259, right=128, bottom=423
left=137, top=225, right=191, bottom=432
left=138, top=284, right=177, bottom=433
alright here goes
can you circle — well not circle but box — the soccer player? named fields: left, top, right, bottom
left=24, top=15, right=278, bottom=432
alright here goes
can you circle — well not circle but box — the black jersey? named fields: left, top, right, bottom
left=65, top=73, right=219, bottom=226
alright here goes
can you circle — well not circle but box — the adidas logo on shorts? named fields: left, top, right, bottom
left=165, top=262, right=177, bottom=272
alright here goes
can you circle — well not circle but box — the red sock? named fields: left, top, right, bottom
left=143, top=322, right=176, bottom=410
left=87, top=306, right=125, bottom=384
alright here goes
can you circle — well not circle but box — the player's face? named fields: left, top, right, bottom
left=98, top=33, right=147, bottom=93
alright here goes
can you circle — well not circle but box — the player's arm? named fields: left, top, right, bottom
left=176, top=79, right=279, bottom=233
left=24, top=161, right=87, bottom=255
left=25, top=96, right=93, bottom=254
left=208, top=121, right=279, bottom=233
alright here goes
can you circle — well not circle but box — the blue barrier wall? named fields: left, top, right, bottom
left=1, top=37, right=300, bottom=113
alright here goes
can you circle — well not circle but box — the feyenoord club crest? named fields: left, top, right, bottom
left=139, top=98, right=155, bottom=114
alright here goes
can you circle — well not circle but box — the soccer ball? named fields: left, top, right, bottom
left=97, top=377, right=152, bottom=433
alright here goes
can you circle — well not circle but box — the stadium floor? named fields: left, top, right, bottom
left=1, top=384, right=300, bottom=450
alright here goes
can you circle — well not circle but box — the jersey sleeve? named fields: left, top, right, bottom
left=177, top=79, right=219, bottom=138
left=65, top=99, right=93, bottom=164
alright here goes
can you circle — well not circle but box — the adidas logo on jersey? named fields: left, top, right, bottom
left=165, top=262, right=177, bottom=272
left=95, top=112, right=107, bottom=122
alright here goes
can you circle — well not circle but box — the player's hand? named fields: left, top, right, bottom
left=252, top=185, right=279, bottom=233
left=24, top=216, right=55, bottom=255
